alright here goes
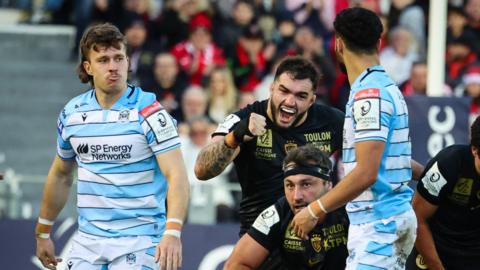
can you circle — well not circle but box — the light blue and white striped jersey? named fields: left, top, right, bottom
left=343, top=65, right=413, bottom=225
left=56, top=85, right=180, bottom=239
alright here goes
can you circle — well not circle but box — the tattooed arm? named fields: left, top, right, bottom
left=194, top=135, right=241, bottom=180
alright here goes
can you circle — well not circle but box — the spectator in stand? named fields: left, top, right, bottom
left=171, top=12, right=226, bottom=86
left=465, top=0, right=480, bottom=39
left=213, top=0, right=256, bottom=59
left=272, top=18, right=297, bottom=57
left=448, top=5, right=480, bottom=55
left=178, top=86, right=209, bottom=131
left=284, top=0, right=329, bottom=38
left=142, top=52, right=189, bottom=120
left=153, top=0, right=209, bottom=49
left=387, top=0, right=426, bottom=57
left=237, top=92, right=256, bottom=110
left=460, top=64, right=480, bottom=125
left=232, top=24, right=276, bottom=92
left=380, top=26, right=419, bottom=85
left=124, top=17, right=160, bottom=85
left=206, top=67, right=238, bottom=124
left=401, top=61, right=452, bottom=97
left=446, top=31, right=479, bottom=89
left=401, top=61, right=428, bottom=96
left=179, top=116, right=236, bottom=224
left=289, top=25, right=336, bottom=103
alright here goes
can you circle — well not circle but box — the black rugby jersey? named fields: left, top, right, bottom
left=213, top=100, right=344, bottom=235
left=248, top=197, right=349, bottom=270
left=415, top=145, right=480, bottom=261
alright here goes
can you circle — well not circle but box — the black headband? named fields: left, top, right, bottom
left=283, top=163, right=331, bottom=181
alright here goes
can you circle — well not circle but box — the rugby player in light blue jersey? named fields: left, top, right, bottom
left=35, top=23, right=189, bottom=270
left=292, top=7, right=424, bottom=270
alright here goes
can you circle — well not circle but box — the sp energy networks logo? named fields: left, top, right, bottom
left=76, top=143, right=133, bottom=161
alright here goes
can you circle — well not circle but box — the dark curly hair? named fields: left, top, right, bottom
left=76, top=23, right=127, bottom=85
left=333, top=7, right=383, bottom=54
left=283, top=144, right=332, bottom=172
left=273, top=56, right=320, bottom=92
left=471, top=115, right=480, bottom=149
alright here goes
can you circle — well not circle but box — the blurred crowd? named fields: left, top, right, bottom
left=13, top=0, right=480, bottom=222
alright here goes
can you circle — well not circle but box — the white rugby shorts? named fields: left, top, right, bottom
left=345, top=209, right=417, bottom=270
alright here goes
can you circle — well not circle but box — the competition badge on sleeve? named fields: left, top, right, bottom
left=353, top=88, right=381, bottom=131
left=141, top=101, right=178, bottom=143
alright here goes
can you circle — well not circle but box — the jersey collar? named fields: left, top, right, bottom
left=89, top=84, right=136, bottom=110
left=351, top=65, right=385, bottom=90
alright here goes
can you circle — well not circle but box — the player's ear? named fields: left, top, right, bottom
left=335, top=36, right=343, bottom=55
left=376, top=39, right=382, bottom=52
left=471, top=146, right=479, bottom=158
left=83, top=61, right=92, bottom=76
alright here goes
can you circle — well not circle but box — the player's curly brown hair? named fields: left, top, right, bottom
left=76, top=23, right=127, bottom=86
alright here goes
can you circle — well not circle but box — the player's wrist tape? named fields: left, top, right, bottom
left=307, top=205, right=318, bottom=219
left=36, top=232, right=50, bottom=239
left=38, top=217, right=54, bottom=226
left=166, top=219, right=183, bottom=231
left=232, top=118, right=253, bottom=143
left=317, top=199, right=328, bottom=214
left=166, top=218, right=183, bottom=225
left=163, top=229, right=181, bottom=238
left=35, top=217, right=54, bottom=239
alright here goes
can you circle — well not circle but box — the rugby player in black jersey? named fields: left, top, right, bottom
left=224, top=144, right=348, bottom=270
left=405, top=116, right=480, bottom=270
left=194, top=56, right=344, bottom=269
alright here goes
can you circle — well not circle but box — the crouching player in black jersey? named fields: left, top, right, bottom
left=224, top=144, right=348, bottom=270
left=405, top=116, right=480, bottom=270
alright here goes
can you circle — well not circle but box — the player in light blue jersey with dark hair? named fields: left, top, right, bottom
left=35, top=23, right=189, bottom=270
left=291, top=7, right=424, bottom=270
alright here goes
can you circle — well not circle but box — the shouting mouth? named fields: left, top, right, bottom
left=279, top=106, right=297, bottom=124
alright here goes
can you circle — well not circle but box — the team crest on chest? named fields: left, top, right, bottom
left=118, top=109, right=130, bottom=123
left=284, top=141, right=298, bottom=153
left=310, top=234, right=323, bottom=252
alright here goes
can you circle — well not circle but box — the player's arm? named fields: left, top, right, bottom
left=224, top=234, right=270, bottom=270
left=36, top=155, right=76, bottom=269
left=412, top=192, right=445, bottom=270
left=195, top=113, right=266, bottom=180
left=411, top=159, right=425, bottom=181
left=292, top=140, right=383, bottom=239
left=194, top=135, right=240, bottom=180
left=155, top=148, right=189, bottom=270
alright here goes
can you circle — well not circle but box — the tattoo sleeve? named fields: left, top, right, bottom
left=195, top=139, right=237, bottom=180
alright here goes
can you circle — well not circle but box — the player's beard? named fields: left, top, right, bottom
left=269, top=99, right=307, bottom=129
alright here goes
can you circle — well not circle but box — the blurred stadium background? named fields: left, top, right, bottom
left=0, top=0, right=475, bottom=269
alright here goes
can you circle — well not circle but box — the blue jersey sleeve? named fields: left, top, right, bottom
left=56, top=108, right=76, bottom=160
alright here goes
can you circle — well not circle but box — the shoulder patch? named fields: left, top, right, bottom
left=140, top=101, right=163, bottom=118
left=421, top=162, right=448, bottom=197
left=252, top=205, right=280, bottom=235
left=354, top=88, right=380, bottom=100
left=145, top=110, right=178, bottom=143
left=353, top=88, right=381, bottom=131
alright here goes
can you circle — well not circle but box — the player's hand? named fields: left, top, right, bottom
left=232, top=113, right=266, bottom=143
left=155, top=235, right=182, bottom=270
left=247, top=113, right=267, bottom=138
left=36, top=238, right=62, bottom=270
left=291, top=206, right=325, bottom=240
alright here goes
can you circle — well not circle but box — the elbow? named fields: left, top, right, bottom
left=223, top=258, right=235, bottom=270
left=224, top=258, right=249, bottom=270
left=194, top=163, right=209, bottom=181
